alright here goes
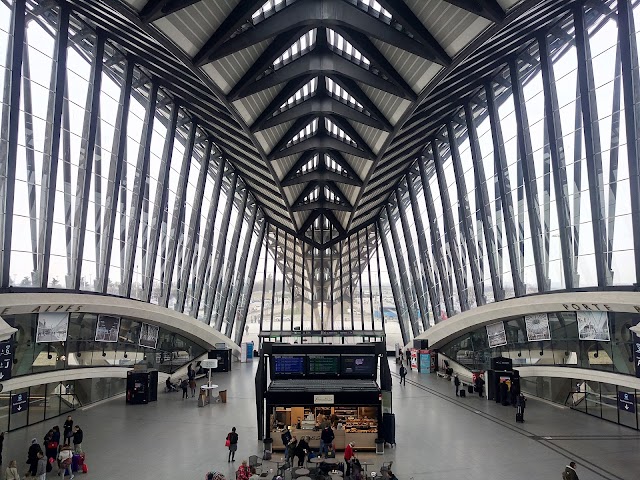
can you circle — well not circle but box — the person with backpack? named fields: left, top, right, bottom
left=280, top=428, right=292, bottom=461
left=399, top=365, right=407, bottom=386
left=226, top=427, right=238, bottom=462
left=562, top=461, right=579, bottom=480
left=57, top=444, right=74, bottom=479
left=26, top=438, right=42, bottom=477
left=319, top=425, right=334, bottom=458
left=454, top=374, right=460, bottom=396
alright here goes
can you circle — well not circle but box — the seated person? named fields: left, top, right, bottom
left=236, top=460, right=251, bottom=480
left=248, top=466, right=260, bottom=480
left=165, top=376, right=178, bottom=392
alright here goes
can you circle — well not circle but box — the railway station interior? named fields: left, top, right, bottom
left=0, top=0, right=639, bottom=478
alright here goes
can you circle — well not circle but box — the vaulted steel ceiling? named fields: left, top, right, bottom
left=91, top=0, right=576, bottom=245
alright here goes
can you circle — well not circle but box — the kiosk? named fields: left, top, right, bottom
left=258, top=343, right=387, bottom=451
left=126, top=369, right=158, bottom=404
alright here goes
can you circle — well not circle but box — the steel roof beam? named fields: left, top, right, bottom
left=139, top=0, right=202, bottom=23
left=281, top=166, right=362, bottom=187
left=253, top=93, right=390, bottom=132
left=439, top=0, right=505, bottom=22
left=269, top=132, right=373, bottom=160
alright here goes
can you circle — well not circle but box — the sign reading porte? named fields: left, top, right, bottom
left=11, top=392, right=28, bottom=414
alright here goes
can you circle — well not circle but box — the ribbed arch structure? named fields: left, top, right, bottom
left=2, top=0, right=640, bottom=352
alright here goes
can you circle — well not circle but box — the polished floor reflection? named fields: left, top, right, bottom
left=0, top=360, right=638, bottom=480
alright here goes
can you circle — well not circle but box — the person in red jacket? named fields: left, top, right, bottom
left=344, top=442, right=354, bottom=477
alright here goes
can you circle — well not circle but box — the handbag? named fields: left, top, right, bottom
left=225, top=438, right=231, bottom=447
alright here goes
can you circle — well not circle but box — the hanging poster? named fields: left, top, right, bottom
left=138, top=323, right=159, bottom=349
left=524, top=313, right=551, bottom=341
left=36, top=313, right=69, bottom=343
left=577, top=311, right=610, bottom=341
left=633, top=332, right=640, bottom=378
left=486, top=321, right=507, bottom=348
left=95, top=315, right=121, bottom=343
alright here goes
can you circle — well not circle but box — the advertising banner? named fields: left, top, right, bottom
left=524, top=313, right=551, bottom=341
left=410, top=349, right=418, bottom=370
left=95, top=315, right=121, bottom=342
left=577, top=311, right=610, bottom=341
left=486, top=321, right=507, bottom=348
left=36, top=313, right=69, bottom=343
left=419, top=351, right=430, bottom=374
left=138, top=323, right=159, bottom=349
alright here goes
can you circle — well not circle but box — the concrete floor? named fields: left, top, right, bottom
left=1, top=360, right=639, bottom=480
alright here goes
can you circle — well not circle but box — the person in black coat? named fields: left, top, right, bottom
left=453, top=374, right=461, bottom=396
left=63, top=415, right=73, bottom=445
left=475, top=375, right=485, bottom=398
left=295, top=436, right=310, bottom=467
left=516, top=393, right=527, bottom=422
left=320, top=426, right=334, bottom=458
left=499, top=381, right=509, bottom=406
left=399, top=365, right=407, bottom=386
left=27, top=438, right=43, bottom=476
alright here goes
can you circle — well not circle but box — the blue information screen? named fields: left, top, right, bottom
left=274, top=356, right=305, bottom=375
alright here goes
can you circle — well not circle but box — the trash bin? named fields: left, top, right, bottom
left=219, top=390, right=227, bottom=403
left=263, top=437, right=273, bottom=454
left=375, top=438, right=384, bottom=455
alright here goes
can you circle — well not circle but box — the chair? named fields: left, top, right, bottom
left=249, top=455, right=263, bottom=473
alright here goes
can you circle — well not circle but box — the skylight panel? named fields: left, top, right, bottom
left=326, top=29, right=370, bottom=67
left=278, top=77, right=318, bottom=111
left=360, top=0, right=392, bottom=20
left=287, top=118, right=318, bottom=147
left=326, top=78, right=364, bottom=110
left=252, top=0, right=287, bottom=22
left=273, top=29, right=316, bottom=69
left=325, top=118, right=355, bottom=146
left=300, top=153, right=319, bottom=174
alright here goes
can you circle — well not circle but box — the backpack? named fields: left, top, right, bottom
left=562, top=470, right=569, bottom=480
left=400, top=366, right=407, bottom=376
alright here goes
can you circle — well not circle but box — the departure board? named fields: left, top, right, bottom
left=341, top=356, right=377, bottom=376
left=308, top=355, right=340, bottom=375
left=273, top=356, right=305, bottom=375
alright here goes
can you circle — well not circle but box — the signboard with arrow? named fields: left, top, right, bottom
left=11, top=392, right=28, bottom=414
left=633, top=332, right=640, bottom=379
left=618, top=391, right=636, bottom=414
left=0, top=340, right=14, bottom=382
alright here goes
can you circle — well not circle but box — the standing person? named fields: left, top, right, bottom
left=344, top=442, right=354, bottom=477
left=72, top=426, right=83, bottom=454
left=26, top=439, right=42, bottom=477
left=226, top=427, right=238, bottom=462
left=180, top=378, right=189, bottom=400
left=4, top=459, right=19, bottom=480
left=399, top=364, right=407, bottom=386
left=44, top=429, right=58, bottom=463
left=476, top=375, right=485, bottom=398
left=52, top=426, right=61, bottom=446
left=319, top=425, right=334, bottom=458
left=562, top=461, right=579, bottom=480
left=280, top=428, right=292, bottom=461
left=57, top=445, right=74, bottom=479
left=63, top=416, right=73, bottom=445
left=34, top=452, right=46, bottom=480
left=294, top=436, right=310, bottom=467
left=453, top=374, right=460, bottom=397
left=405, top=349, right=410, bottom=367
left=188, top=364, right=197, bottom=397
left=516, top=393, right=526, bottom=423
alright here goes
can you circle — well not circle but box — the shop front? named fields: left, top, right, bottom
left=257, top=342, right=386, bottom=450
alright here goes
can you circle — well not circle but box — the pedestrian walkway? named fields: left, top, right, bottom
left=0, top=361, right=638, bottom=479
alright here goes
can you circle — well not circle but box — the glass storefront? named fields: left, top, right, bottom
left=440, top=310, right=638, bottom=376
left=5, top=312, right=207, bottom=378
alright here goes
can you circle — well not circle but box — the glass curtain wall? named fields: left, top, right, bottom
left=0, top=1, right=266, bottom=342
left=250, top=222, right=394, bottom=347
left=370, top=1, right=640, bottom=347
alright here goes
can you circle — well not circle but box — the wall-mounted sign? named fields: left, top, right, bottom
left=138, top=323, right=159, bottom=349
left=95, top=315, right=121, bottom=343
left=0, top=340, right=13, bottom=381
left=486, top=321, right=507, bottom=348
left=36, top=312, right=69, bottom=343
left=577, top=311, right=610, bottom=341
left=618, top=391, right=636, bottom=414
left=313, top=394, right=334, bottom=404
left=11, top=391, right=28, bottom=414
left=524, top=313, right=551, bottom=341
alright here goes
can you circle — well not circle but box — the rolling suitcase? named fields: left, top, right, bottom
left=459, top=389, right=466, bottom=398
left=468, top=385, right=473, bottom=394
left=71, top=454, right=81, bottom=472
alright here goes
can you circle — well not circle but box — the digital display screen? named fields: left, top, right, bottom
left=308, top=356, right=340, bottom=375
left=273, top=356, right=305, bottom=375
left=341, top=356, right=377, bottom=376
